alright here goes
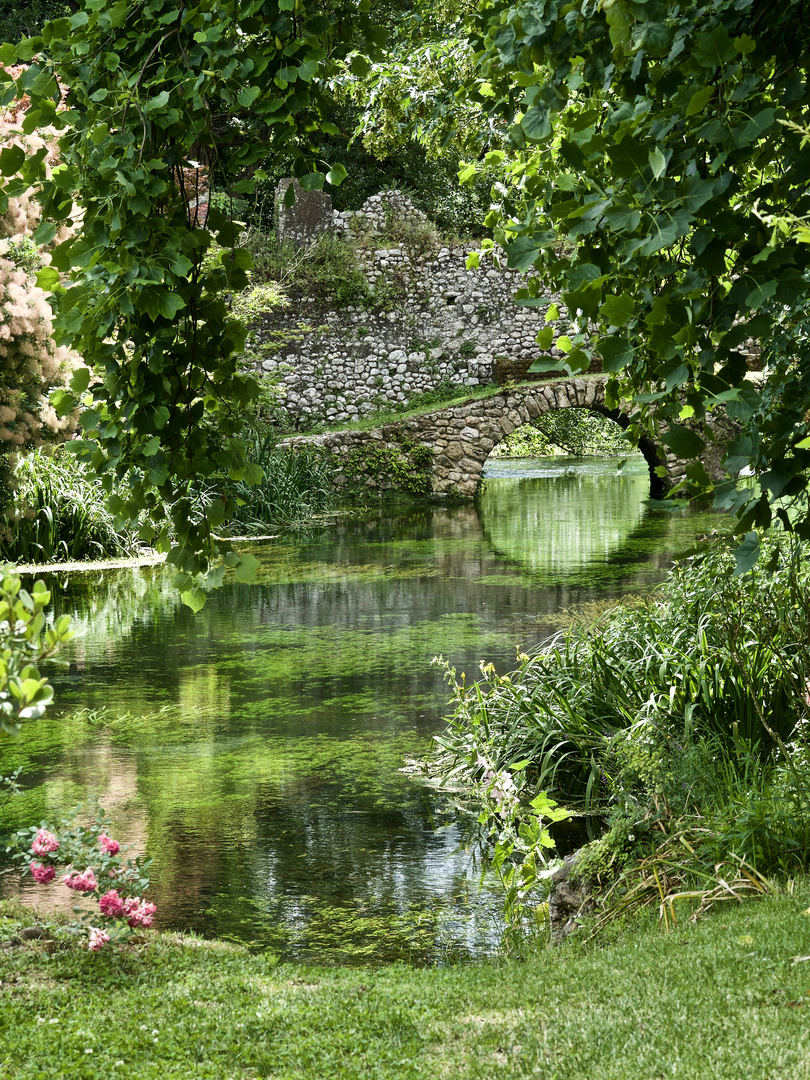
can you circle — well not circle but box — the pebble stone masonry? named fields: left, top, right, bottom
left=279, top=374, right=711, bottom=500
left=262, top=188, right=571, bottom=427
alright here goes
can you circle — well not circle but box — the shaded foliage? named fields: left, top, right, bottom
left=460, top=0, right=810, bottom=559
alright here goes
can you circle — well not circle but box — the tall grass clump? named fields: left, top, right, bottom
left=428, top=536, right=810, bottom=935
left=218, top=433, right=335, bottom=533
left=1, top=447, right=140, bottom=564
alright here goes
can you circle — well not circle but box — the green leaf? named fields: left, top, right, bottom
left=529, top=356, right=565, bottom=373
left=180, top=588, right=207, bottom=613
left=693, top=24, right=736, bottom=68
left=599, top=336, right=634, bottom=371
left=649, top=147, right=667, bottom=180
left=0, top=144, right=24, bottom=176
left=535, top=326, right=554, bottom=349
left=299, top=172, right=325, bottom=191
left=744, top=280, right=777, bottom=310
left=234, top=553, right=260, bottom=583
left=17, top=35, right=44, bottom=61
left=237, top=86, right=261, bottom=107
left=603, top=0, right=631, bottom=47
left=298, top=59, right=319, bottom=82
left=70, top=367, right=91, bottom=394
left=350, top=54, right=371, bottom=77
left=32, top=221, right=57, bottom=246
left=733, top=532, right=760, bottom=576
left=662, top=424, right=706, bottom=457
left=599, top=293, right=636, bottom=327
left=35, top=265, right=60, bottom=291
left=685, top=85, right=714, bottom=117
left=155, top=292, right=185, bottom=319
left=506, top=237, right=542, bottom=271
left=326, top=163, right=348, bottom=186
left=50, top=388, right=76, bottom=417
left=521, top=106, right=551, bottom=143
left=144, top=90, right=170, bottom=113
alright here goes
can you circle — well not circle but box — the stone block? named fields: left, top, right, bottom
left=275, top=179, right=334, bottom=247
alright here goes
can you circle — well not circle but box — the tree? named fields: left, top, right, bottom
left=0, top=0, right=381, bottom=607
left=461, top=0, right=810, bottom=567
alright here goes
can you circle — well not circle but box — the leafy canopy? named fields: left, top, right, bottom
left=463, top=0, right=810, bottom=562
left=0, top=0, right=380, bottom=607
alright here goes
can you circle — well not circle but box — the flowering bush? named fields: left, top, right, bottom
left=7, top=805, right=156, bottom=952
left=0, top=101, right=83, bottom=519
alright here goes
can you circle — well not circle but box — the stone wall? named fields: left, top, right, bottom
left=254, top=191, right=568, bottom=428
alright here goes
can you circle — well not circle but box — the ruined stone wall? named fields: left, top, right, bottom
left=255, top=191, right=567, bottom=428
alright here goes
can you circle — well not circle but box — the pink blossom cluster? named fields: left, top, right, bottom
left=25, top=828, right=157, bottom=951
left=88, top=928, right=110, bottom=952
left=123, top=897, right=157, bottom=929
left=98, top=889, right=125, bottom=917
left=99, top=834, right=120, bottom=856
left=29, top=861, right=55, bottom=884
left=63, top=868, right=98, bottom=893
left=31, top=828, right=59, bottom=855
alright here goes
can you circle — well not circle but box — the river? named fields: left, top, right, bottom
left=0, top=456, right=716, bottom=965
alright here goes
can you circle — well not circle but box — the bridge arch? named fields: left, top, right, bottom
left=425, top=376, right=669, bottom=498
left=484, top=400, right=666, bottom=497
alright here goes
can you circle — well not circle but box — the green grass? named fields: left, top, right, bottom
left=2, top=887, right=810, bottom=1078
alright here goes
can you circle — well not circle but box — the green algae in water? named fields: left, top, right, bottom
left=0, top=456, right=720, bottom=965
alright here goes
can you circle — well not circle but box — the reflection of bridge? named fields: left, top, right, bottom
left=281, top=375, right=715, bottom=500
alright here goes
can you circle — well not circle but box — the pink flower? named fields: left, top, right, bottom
left=98, top=889, right=125, bottom=918
left=62, top=868, right=98, bottom=893
left=30, top=861, right=55, bottom=884
left=98, top=834, right=119, bottom=856
left=31, top=829, right=59, bottom=856
left=123, top=897, right=157, bottom=928
left=88, top=927, right=110, bottom=952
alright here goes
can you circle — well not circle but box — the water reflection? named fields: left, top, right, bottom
left=480, top=456, right=649, bottom=574
left=0, top=458, right=717, bottom=964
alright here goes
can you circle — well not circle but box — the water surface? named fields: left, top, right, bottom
left=0, top=456, right=716, bottom=964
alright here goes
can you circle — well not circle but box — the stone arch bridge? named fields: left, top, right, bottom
left=280, top=375, right=720, bottom=500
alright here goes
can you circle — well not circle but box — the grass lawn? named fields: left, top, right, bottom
left=3, top=886, right=810, bottom=1079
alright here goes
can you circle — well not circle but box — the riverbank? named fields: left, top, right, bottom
left=2, top=887, right=809, bottom=1079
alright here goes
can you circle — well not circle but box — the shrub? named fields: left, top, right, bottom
left=0, top=113, right=83, bottom=519
left=213, top=435, right=335, bottom=532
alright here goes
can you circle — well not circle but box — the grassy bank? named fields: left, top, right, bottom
left=3, top=887, right=810, bottom=1079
